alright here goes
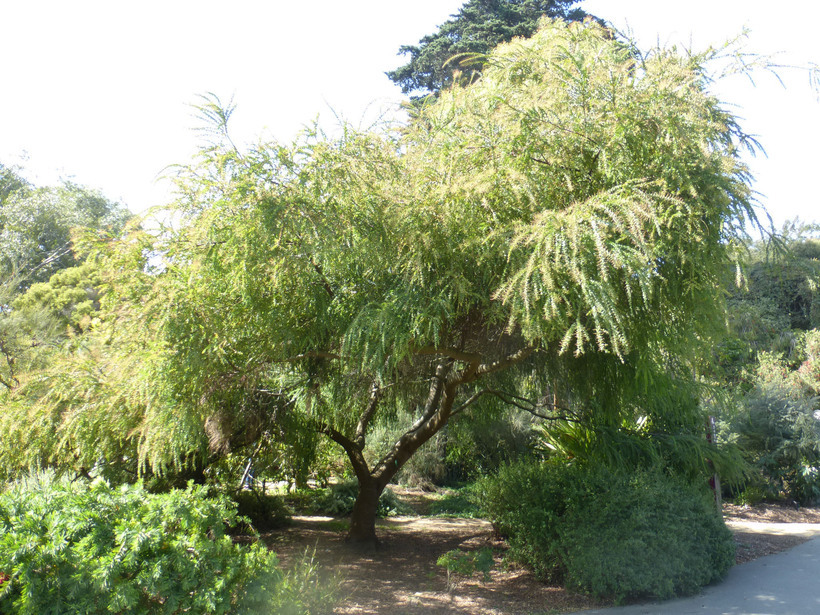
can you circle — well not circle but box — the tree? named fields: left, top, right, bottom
left=712, top=222, right=820, bottom=384
left=0, top=176, right=131, bottom=289
left=3, top=20, right=758, bottom=544
left=386, top=0, right=594, bottom=98
left=0, top=166, right=130, bottom=394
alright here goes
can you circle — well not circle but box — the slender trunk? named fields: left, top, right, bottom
left=347, top=474, right=382, bottom=545
left=336, top=347, right=532, bottom=545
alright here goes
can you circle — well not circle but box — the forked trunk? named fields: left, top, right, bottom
left=347, top=476, right=381, bottom=546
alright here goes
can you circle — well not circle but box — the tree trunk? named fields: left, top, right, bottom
left=347, top=475, right=382, bottom=546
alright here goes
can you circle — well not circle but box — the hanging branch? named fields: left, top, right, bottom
left=450, top=387, right=579, bottom=422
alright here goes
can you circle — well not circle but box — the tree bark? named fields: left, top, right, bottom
left=347, top=474, right=382, bottom=546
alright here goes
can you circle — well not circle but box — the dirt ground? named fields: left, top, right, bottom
left=263, top=492, right=820, bottom=615
left=724, top=501, right=820, bottom=564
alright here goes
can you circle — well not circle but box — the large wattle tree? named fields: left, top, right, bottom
left=2, top=20, right=758, bottom=544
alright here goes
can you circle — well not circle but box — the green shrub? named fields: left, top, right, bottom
left=476, top=459, right=580, bottom=580
left=558, top=470, right=735, bottom=603
left=731, top=348, right=820, bottom=505
left=734, top=484, right=769, bottom=507
left=0, top=473, right=335, bottom=614
left=478, top=462, right=735, bottom=602
left=232, top=490, right=292, bottom=531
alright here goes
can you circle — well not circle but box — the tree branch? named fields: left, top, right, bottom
left=318, top=422, right=370, bottom=478
left=408, top=360, right=450, bottom=432
left=355, top=380, right=381, bottom=449
left=411, top=344, right=482, bottom=364
left=450, top=387, right=580, bottom=422
left=309, top=257, right=335, bottom=299
left=0, top=337, right=18, bottom=390
left=475, top=346, right=535, bottom=377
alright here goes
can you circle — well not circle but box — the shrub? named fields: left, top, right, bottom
left=478, top=462, right=735, bottom=602
left=731, top=347, right=820, bottom=505
left=558, top=470, right=735, bottom=603
left=476, top=459, right=580, bottom=580
left=436, top=548, right=494, bottom=590
left=232, top=490, right=292, bottom=531
left=0, top=473, right=334, bottom=614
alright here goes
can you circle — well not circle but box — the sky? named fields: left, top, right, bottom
left=1, top=1, right=818, bottom=229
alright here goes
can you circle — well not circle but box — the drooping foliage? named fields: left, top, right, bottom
left=387, top=0, right=594, bottom=98
left=1, top=20, right=759, bottom=540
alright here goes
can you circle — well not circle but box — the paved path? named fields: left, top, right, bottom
left=575, top=528, right=820, bottom=615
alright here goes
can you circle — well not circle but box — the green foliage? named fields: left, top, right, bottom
left=534, top=365, right=748, bottom=487
left=286, top=481, right=410, bottom=518
left=231, top=490, right=292, bottom=531
left=365, top=420, right=448, bottom=487
left=12, top=261, right=103, bottom=330
left=0, top=473, right=335, bottom=615
left=274, top=547, right=342, bottom=615
left=365, top=410, right=536, bottom=487
left=0, top=162, right=28, bottom=203
left=729, top=342, right=820, bottom=504
left=0, top=178, right=130, bottom=288
left=427, top=485, right=483, bottom=518
left=444, top=410, right=539, bottom=482
left=478, top=461, right=734, bottom=602
left=713, top=225, right=820, bottom=385
left=436, top=547, right=494, bottom=589
left=558, top=471, right=734, bottom=603
left=734, top=485, right=768, bottom=506
left=3, top=21, right=763, bottom=541
left=477, top=460, right=577, bottom=580
left=0, top=165, right=129, bottom=406
left=387, top=0, right=593, bottom=98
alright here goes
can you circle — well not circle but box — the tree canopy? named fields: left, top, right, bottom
left=0, top=166, right=130, bottom=393
left=386, top=0, right=594, bottom=98
left=0, top=168, right=130, bottom=288
left=1, top=20, right=759, bottom=543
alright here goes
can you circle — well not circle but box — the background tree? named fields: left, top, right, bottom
left=386, top=0, right=594, bottom=99
left=0, top=174, right=130, bottom=289
left=2, top=21, right=758, bottom=544
left=710, top=223, right=820, bottom=503
left=0, top=166, right=131, bottom=394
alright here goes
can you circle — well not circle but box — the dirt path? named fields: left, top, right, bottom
left=267, top=515, right=602, bottom=614
left=262, top=499, right=820, bottom=614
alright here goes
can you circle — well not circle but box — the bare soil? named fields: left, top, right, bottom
left=724, top=501, right=820, bottom=564
left=262, top=490, right=820, bottom=614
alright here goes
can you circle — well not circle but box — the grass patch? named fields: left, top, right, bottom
left=311, top=519, right=350, bottom=533
left=426, top=485, right=483, bottom=518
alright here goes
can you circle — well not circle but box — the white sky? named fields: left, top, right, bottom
left=1, top=1, right=818, bottom=229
